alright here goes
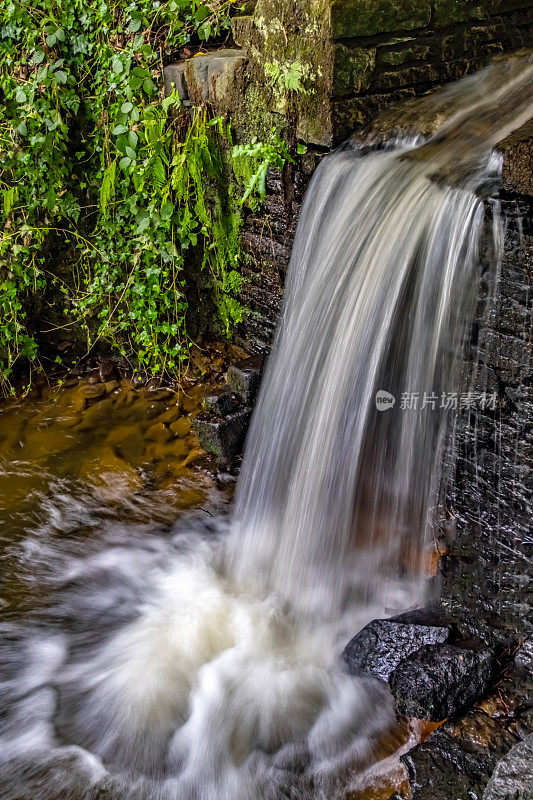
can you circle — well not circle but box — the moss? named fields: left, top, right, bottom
left=330, top=0, right=432, bottom=39
left=333, top=45, right=375, bottom=96
left=433, top=0, right=491, bottom=27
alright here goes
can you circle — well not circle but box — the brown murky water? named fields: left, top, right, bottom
left=0, top=367, right=234, bottom=620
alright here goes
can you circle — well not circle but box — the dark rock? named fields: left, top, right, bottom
left=193, top=408, right=252, bottom=467
left=483, top=734, right=533, bottom=800
left=390, top=641, right=495, bottom=721
left=343, top=607, right=450, bottom=682
left=226, top=356, right=264, bottom=405
left=202, top=391, right=240, bottom=416
left=402, top=706, right=523, bottom=800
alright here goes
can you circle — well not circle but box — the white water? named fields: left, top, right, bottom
left=1, top=56, right=532, bottom=800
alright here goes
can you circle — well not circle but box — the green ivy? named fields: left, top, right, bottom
left=0, top=0, right=244, bottom=389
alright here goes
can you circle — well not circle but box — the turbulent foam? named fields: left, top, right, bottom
left=0, top=500, right=396, bottom=800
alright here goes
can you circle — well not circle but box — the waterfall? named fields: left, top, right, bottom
left=0, top=55, right=532, bottom=800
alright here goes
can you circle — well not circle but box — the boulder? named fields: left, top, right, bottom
left=390, top=641, right=495, bottom=721
left=343, top=607, right=450, bottom=682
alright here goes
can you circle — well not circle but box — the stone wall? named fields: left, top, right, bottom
left=163, top=1, right=533, bottom=352
left=440, top=200, right=533, bottom=647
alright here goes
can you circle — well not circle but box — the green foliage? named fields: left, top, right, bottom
left=264, top=60, right=314, bottom=94
left=232, top=130, right=294, bottom=211
left=0, top=0, right=244, bottom=387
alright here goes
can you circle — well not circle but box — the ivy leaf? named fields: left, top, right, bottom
left=161, top=201, right=173, bottom=221
left=121, top=101, right=133, bottom=113
left=119, top=157, right=132, bottom=171
left=128, top=130, right=138, bottom=147
left=125, top=146, right=136, bottom=159
left=36, top=65, right=48, bottom=82
left=54, top=70, right=67, bottom=84
left=112, top=124, right=128, bottom=136
left=143, top=77, right=157, bottom=95
left=132, top=33, right=144, bottom=50
left=32, top=50, right=45, bottom=65
left=128, top=18, right=142, bottom=32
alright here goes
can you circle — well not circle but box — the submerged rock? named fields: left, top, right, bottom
left=390, top=641, right=494, bottom=721
left=343, top=607, right=450, bottom=682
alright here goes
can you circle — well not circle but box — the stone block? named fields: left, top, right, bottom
left=330, top=0, right=432, bottom=39
left=184, top=49, right=248, bottom=108
left=226, top=355, right=264, bottom=404
left=231, top=15, right=255, bottom=47
left=333, top=45, right=375, bottom=96
left=163, top=63, right=188, bottom=101
left=499, top=120, right=533, bottom=197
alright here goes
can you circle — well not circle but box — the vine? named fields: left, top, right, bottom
left=0, top=0, right=244, bottom=389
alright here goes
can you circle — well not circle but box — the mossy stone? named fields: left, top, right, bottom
left=330, top=0, right=432, bottom=39
left=333, top=45, right=375, bottom=96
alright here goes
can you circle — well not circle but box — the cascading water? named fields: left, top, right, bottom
left=1, top=55, right=532, bottom=800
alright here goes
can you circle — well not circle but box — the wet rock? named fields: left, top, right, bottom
left=97, top=359, right=117, bottom=382
left=193, top=409, right=251, bottom=467
left=226, top=356, right=263, bottom=405
left=343, top=607, right=450, bottom=682
left=157, top=404, right=181, bottom=425
left=483, top=734, right=533, bottom=800
left=145, top=387, right=174, bottom=402
left=390, top=641, right=494, bottom=721
left=79, top=383, right=106, bottom=399
left=402, top=705, right=523, bottom=800
left=104, top=380, right=118, bottom=394
left=202, top=391, right=239, bottom=416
